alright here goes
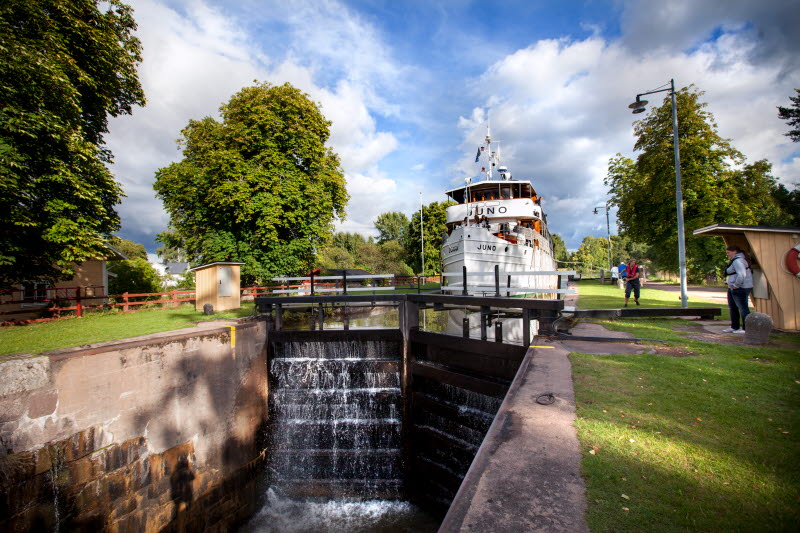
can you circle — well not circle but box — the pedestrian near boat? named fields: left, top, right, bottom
left=723, top=245, right=753, bottom=334
left=623, top=259, right=641, bottom=307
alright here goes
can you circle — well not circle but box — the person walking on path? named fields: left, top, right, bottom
left=723, top=245, right=754, bottom=334
left=623, top=259, right=642, bottom=307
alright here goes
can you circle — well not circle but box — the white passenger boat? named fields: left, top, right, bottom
left=440, top=124, right=557, bottom=295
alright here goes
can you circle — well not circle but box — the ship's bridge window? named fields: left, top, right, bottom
left=501, top=186, right=512, bottom=199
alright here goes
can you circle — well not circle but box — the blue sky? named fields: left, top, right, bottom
left=105, top=0, right=800, bottom=256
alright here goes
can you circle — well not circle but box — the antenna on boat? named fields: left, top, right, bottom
left=485, top=117, right=492, bottom=179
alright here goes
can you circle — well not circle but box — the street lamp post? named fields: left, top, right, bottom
left=628, top=78, right=688, bottom=308
left=419, top=191, right=425, bottom=281
left=593, top=204, right=613, bottom=273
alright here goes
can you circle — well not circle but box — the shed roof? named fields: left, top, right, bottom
left=186, top=261, right=245, bottom=272
left=693, top=224, right=800, bottom=237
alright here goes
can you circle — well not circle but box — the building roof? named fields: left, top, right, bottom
left=186, top=261, right=245, bottom=272
left=693, top=224, right=800, bottom=237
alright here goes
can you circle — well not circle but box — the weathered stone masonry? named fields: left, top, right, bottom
left=0, top=320, right=269, bottom=532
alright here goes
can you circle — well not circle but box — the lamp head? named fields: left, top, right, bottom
left=628, top=96, right=648, bottom=114
left=592, top=208, right=599, bottom=215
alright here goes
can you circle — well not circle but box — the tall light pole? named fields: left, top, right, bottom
left=628, top=78, right=688, bottom=308
left=593, top=203, right=613, bottom=272
left=419, top=191, right=425, bottom=281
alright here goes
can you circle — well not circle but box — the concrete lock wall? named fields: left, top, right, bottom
left=0, top=320, right=269, bottom=532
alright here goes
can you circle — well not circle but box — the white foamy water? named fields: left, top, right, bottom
left=240, top=489, right=439, bottom=533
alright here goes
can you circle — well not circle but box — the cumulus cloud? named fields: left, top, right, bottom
left=106, top=0, right=405, bottom=250
left=458, top=16, right=800, bottom=248
left=104, top=0, right=799, bottom=256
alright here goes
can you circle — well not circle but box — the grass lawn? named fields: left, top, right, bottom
left=574, top=279, right=729, bottom=320
left=570, top=283, right=800, bottom=532
left=0, top=304, right=257, bottom=357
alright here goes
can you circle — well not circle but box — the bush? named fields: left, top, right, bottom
left=108, top=258, right=162, bottom=295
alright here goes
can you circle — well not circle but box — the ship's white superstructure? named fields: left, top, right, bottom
left=440, top=124, right=557, bottom=295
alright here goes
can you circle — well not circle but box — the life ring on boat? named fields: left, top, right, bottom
left=786, top=244, right=800, bottom=278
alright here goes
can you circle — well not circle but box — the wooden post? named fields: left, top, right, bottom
left=75, top=287, right=82, bottom=318
left=310, top=271, right=315, bottom=296
left=523, top=308, right=532, bottom=347
left=171, top=290, right=177, bottom=308
left=462, top=266, right=468, bottom=296
left=494, top=265, right=500, bottom=297
left=480, top=305, right=489, bottom=341
left=343, top=271, right=348, bottom=295
left=123, top=292, right=129, bottom=313
left=275, top=304, right=283, bottom=330
left=495, top=320, right=503, bottom=342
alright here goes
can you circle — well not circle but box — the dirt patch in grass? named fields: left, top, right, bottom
left=653, top=345, right=697, bottom=357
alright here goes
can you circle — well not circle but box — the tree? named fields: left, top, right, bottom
left=551, top=234, right=569, bottom=265
left=108, top=257, right=161, bottom=295
left=773, top=183, right=800, bottom=226
left=109, top=236, right=148, bottom=261
left=571, top=236, right=611, bottom=274
left=606, top=86, right=789, bottom=281
left=0, top=0, right=145, bottom=287
left=154, top=82, right=348, bottom=285
left=405, top=201, right=454, bottom=275
left=374, top=211, right=409, bottom=243
left=778, top=88, right=800, bottom=142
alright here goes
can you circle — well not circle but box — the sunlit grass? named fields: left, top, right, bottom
left=0, top=304, right=257, bottom=356
left=574, top=280, right=730, bottom=322
left=570, top=283, right=800, bottom=532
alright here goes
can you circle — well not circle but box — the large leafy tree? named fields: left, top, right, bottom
left=606, top=87, right=786, bottom=281
left=154, top=82, right=348, bottom=284
left=374, top=211, right=409, bottom=243
left=405, top=201, right=454, bottom=275
left=777, top=88, right=800, bottom=142
left=551, top=233, right=569, bottom=264
left=0, top=0, right=145, bottom=287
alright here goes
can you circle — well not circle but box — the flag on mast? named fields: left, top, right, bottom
left=474, top=148, right=481, bottom=162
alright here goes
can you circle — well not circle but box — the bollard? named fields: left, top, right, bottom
left=744, top=312, right=772, bottom=345
left=203, top=303, right=214, bottom=315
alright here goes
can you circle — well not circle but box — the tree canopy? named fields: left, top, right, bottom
left=405, top=201, right=454, bottom=275
left=0, top=0, right=145, bottom=287
left=374, top=211, right=409, bottom=243
left=777, top=88, right=800, bottom=143
left=606, top=86, right=787, bottom=281
left=154, top=82, right=348, bottom=284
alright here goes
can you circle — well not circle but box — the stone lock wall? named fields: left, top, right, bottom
left=0, top=320, right=269, bottom=532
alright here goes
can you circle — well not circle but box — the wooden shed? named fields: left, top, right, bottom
left=693, top=224, right=800, bottom=332
left=187, top=262, right=245, bottom=312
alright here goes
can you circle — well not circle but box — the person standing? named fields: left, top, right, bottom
left=623, top=259, right=641, bottom=307
left=618, top=261, right=627, bottom=289
left=723, top=245, right=754, bottom=334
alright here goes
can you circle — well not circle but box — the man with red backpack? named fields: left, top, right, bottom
left=624, top=259, right=642, bottom=307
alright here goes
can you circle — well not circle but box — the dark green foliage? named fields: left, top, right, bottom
left=606, top=87, right=789, bottom=282
left=154, top=82, right=348, bottom=285
left=374, top=211, right=409, bottom=243
left=0, top=0, right=145, bottom=287
left=405, top=201, right=454, bottom=275
left=108, top=257, right=161, bottom=295
left=777, top=88, right=800, bottom=142
left=109, top=236, right=147, bottom=261
left=551, top=233, right=569, bottom=264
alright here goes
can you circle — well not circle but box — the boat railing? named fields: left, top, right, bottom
left=272, top=273, right=396, bottom=295
left=441, top=266, right=576, bottom=299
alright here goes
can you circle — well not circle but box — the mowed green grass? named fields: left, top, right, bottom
left=0, top=304, right=257, bottom=356
left=574, top=279, right=730, bottom=321
left=570, top=283, right=800, bottom=532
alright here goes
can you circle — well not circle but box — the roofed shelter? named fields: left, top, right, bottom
left=693, top=224, right=800, bottom=331
left=187, top=262, right=245, bottom=312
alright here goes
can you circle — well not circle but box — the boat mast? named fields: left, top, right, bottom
left=485, top=118, right=492, bottom=180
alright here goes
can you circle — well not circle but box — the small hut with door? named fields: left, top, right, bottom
left=693, top=224, right=800, bottom=332
left=187, top=262, right=245, bottom=312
